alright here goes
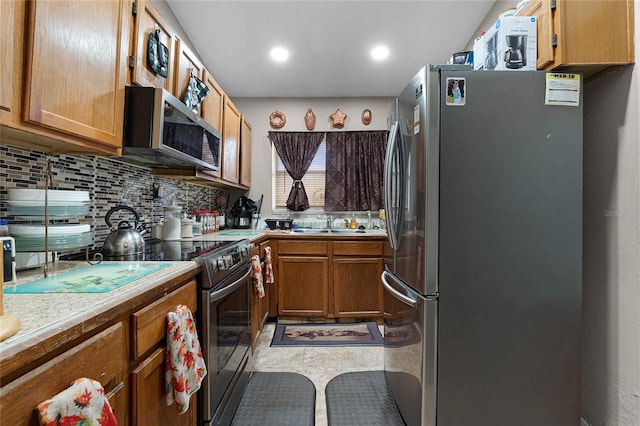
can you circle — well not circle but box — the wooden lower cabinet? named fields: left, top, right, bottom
left=333, top=257, right=383, bottom=318
left=130, top=280, right=198, bottom=425
left=0, top=274, right=199, bottom=426
left=0, top=323, right=127, bottom=425
left=278, top=255, right=329, bottom=317
left=131, top=347, right=196, bottom=426
left=275, top=238, right=384, bottom=320
left=333, top=241, right=384, bottom=319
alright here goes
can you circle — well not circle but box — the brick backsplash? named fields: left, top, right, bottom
left=1, top=144, right=225, bottom=251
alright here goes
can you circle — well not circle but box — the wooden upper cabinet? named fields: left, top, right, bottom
left=131, top=0, right=175, bottom=91
left=201, top=71, right=225, bottom=132
left=0, top=0, right=22, bottom=123
left=22, top=0, right=132, bottom=148
left=519, top=0, right=554, bottom=69
left=240, top=116, right=252, bottom=188
left=517, top=0, right=634, bottom=77
left=174, top=38, right=206, bottom=113
left=222, top=97, right=241, bottom=184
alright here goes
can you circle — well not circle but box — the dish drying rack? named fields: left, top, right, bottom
left=8, top=160, right=100, bottom=278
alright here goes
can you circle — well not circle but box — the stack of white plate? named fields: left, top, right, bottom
left=9, top=224, right=93, bottom=251
left=7, top=189, right=90, bottom=217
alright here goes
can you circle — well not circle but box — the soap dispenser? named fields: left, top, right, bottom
left=349, top=213, right=357, bottom=229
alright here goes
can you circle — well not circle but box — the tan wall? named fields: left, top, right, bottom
left=233, top=97, right=394, bottom=218
left=580, top=2, right=640, bottom=423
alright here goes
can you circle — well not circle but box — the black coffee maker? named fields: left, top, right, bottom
left=504, top=34, right=527, bottom=69
left=230, top=196, right=256, bottom=229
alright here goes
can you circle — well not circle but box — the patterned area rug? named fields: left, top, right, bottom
left=270, top=322, right=383, bottom=347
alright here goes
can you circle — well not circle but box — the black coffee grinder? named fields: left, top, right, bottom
left=504, top=34, right=527, bottom=69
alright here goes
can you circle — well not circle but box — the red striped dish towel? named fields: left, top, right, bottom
left=36, top=378, right=117, bottom=426
left=264, top=246, right=274, bottom=284
left=165, top=305, right=207, bottom=414
left=251, top=254, right=265, bottom=298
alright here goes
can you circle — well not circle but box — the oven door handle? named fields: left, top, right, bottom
left=209, top=264, right=252, bottom=303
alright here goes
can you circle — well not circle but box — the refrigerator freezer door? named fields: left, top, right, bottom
left=382, top=268, right=437, bottom=426
left=436, top=69, right=582, bottom=425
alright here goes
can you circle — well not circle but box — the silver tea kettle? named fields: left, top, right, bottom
left=103, top=205, right=147, bottom=260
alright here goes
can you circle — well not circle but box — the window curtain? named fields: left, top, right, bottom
left=269, top=131, right=325, bottom=211
left=324, top=130, right=387, bottom=212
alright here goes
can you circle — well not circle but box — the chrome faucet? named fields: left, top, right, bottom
left=326, top=215, right=348, bottom=229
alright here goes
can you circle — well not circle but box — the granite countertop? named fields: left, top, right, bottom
left=0, top=228, right=386, bottom=366
left=1, top=260, right=199, bottom=355
left=188, top=228, right=387, bottom=242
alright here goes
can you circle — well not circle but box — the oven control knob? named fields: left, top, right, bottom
left=224, top=255, right=234, bottom=268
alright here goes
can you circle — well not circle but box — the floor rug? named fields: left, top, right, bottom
left=231, top=372, right=315, bottom=426
left=325, top=371, right=405, bottom=426
left=270, top=322, right=383, bottom=347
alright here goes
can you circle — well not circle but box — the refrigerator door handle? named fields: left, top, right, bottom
left=384, top=120, right=400, bottom=249
left=382, top=269, right=418, bottom=308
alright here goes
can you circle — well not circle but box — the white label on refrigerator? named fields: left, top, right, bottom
left=413, top=104, right=420, bottom=134
left=545, top=73, right=581, bottom=106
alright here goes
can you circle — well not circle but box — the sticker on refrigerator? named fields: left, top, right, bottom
left=446, top=77, right=466, bottom=106
left=413, top=105, right=420, bottom=134
left=545, top=73, right=581, bottom=106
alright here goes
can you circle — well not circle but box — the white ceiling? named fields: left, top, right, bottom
left=166, top=0, right=496, bottom=98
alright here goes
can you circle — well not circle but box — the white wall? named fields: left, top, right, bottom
left=233, top=97, right=394, bottom=218
left=580, top=1, right=640, bottom=424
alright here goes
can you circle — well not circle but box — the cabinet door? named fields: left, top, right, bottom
left=131, top=280, right=197, bottom=360
left=333, top=257, right=383, bottom=318
left=518, top=0, right=554, bottom=69
left=131, top=347, right=196, bottom=426
left=278, top=256, right=328, bottom=317
left=201, top=71, right=225, bottom=131
left=174, top=38, right=206, bottom=111
left=22, top=0, right=131, bottom=148
left=221, top=97, right=241, bottom=184
left=555, top=0, right=634, bottom=67
left=0, top=0, right=23, bottom=125
left=0, top=323, right=127, bottom=425
left=131, top=0, right=175, bottom=91
left=239, top=116, right=252, bottom=188
left=517, top=0, right=634, bottom=74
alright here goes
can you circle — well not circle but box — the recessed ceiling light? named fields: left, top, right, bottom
left=371, top=45, right=390, bottom=61
left=271, top=47, right=289, bottom=62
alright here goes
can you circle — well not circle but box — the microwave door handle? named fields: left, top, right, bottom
left=384, top=121, right=400, bottom=250
left=209, top=265, right=252, bottom=303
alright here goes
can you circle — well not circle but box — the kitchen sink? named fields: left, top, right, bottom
left=291, top=229, right=330, bottom=234
left=291, top=228, right=368, bottom=234
left=330, top=229, right=368, bottom=234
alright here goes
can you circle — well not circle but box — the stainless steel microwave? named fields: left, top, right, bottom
left=120, top=86, right=221, bottom=172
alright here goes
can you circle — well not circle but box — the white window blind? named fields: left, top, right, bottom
left=274, top=141, right=326, bottom=209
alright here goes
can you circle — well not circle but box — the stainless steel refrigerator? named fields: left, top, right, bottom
left=382, top=65, right=582, bottom=426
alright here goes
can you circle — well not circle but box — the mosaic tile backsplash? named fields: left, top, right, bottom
left=1, top=143, right=227, bottom=253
